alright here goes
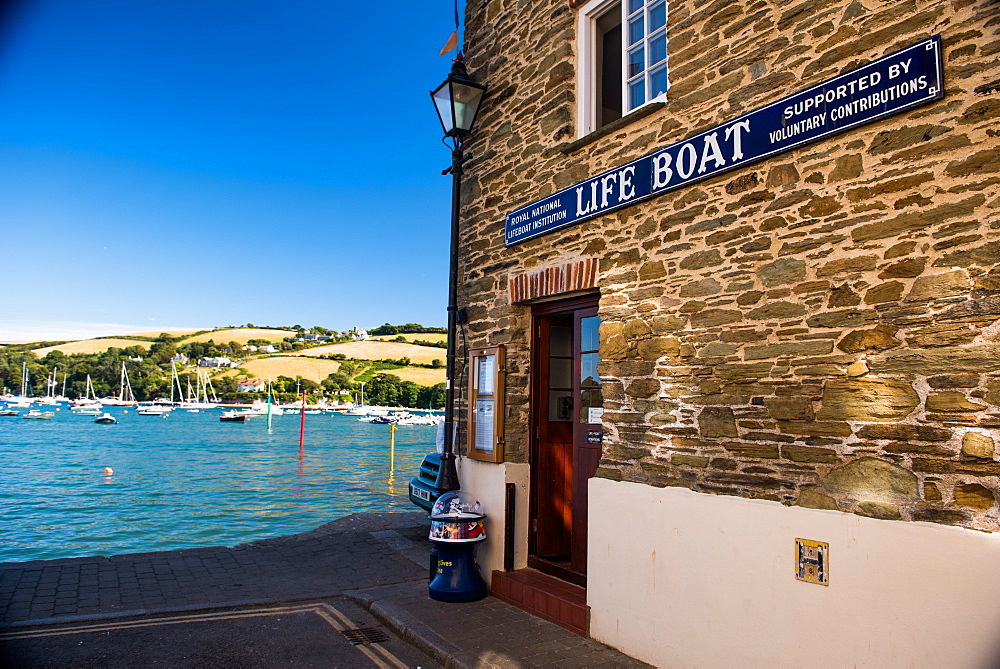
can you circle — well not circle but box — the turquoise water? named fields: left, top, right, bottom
left=0, top=407, right=436, bottom=563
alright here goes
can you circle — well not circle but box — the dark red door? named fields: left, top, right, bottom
left=530, top=297, right=602, bottom=584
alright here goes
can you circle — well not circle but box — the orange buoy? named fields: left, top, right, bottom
left=104, top=467, right=114, bottom=476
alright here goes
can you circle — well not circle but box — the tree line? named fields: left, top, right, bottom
left=370, top=323, right=447, bottom=335
left=0, top=332, right=446, bottom=409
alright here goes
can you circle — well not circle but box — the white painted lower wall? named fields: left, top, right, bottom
left=456, top=457, right=530, bottom=586
left=589, top=478, right=1000, bottom=668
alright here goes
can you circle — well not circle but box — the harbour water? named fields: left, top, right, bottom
left=0, top=407, right=437, bottom=563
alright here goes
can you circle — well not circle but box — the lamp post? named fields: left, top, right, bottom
left=431, top=54, right=487, bottom=492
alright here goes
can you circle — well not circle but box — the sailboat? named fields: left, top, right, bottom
left=71, top=375, right=102, bottom=412
left=142, top=363, right=181, bottom=413
left=179, top=369, right=219, bottom=409
left=179, top=378, right=198, bottom=410
left=1, top=362, right=34, bottom=407
left=243, top=377, right=283, bottom=417
left=36, top=367, right=62, bottom=405
left=71, top=375, right=103, bottom=414
left=103, top=362, right=137, bottom=406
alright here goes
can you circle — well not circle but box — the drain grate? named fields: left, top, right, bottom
left=341, top=627, right=389, bottom=645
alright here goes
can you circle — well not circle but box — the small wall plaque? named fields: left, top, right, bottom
left=795, top=538, right=829, bottom=585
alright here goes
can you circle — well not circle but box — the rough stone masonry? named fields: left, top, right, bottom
left=458, top=0, right=1000, bottom=532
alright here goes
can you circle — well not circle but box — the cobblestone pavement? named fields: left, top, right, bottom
left=1, top=512, right=648, bottom=667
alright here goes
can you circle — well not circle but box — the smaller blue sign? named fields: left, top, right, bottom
left=505, top=36, right=944, bottom=246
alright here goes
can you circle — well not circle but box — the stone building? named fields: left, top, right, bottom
left=448, top=0, right=1000, bottom=665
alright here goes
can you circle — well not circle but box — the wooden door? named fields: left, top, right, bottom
left=529, top=297, right=601, bottom=584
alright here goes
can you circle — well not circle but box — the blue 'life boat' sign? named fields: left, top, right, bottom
left=504, top=36, right=944, bottom=247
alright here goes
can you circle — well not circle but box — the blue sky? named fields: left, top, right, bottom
left=1, top=0, right=467, bottom=341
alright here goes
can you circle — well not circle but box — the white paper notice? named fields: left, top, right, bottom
left=477, top=355, right=495, bottom=394
left=475, top=399, right=494, bottom=452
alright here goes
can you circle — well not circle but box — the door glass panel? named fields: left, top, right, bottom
left=550, top=326, right=572, bottom=356
left=549, top=390, right=573, bottom=421
left=580, top=316, right=600, bottom=352
left=550, top=358, right=572, bottom=388
left=579, top=315, right=602, bottom=424
left=580, top=352, right=600, bottom=386
left=580, top=389, right=603, bottom=423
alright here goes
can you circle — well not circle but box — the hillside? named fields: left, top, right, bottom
left=18, top=326, right=447, bottom=398
left=375, top=332, right=448, bottom=344
left=33, top=338, right=152, bottom=356
left=29, top=328, right=296, bottom=356
left=289, top=340, right=444, bottom=365
left=118, top=329, right=202, bottom=338
left=222, top=356, right=343, bottom=384
left=178, top=328, right=296, bottom=345
left=220, top=356, right=445, bottom=386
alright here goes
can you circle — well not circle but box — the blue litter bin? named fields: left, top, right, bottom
left=428, top=491, right=488, bottom=602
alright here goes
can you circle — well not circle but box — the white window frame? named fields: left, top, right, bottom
left=577, top=0, right=668, bottom=138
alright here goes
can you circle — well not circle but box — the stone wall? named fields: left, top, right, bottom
left=461, top=0, right=1000, bottom=531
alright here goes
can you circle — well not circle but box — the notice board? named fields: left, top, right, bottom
left=467, top=345, right=505, bottom=463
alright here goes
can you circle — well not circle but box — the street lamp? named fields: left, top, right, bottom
left=431, top=54, right=486, bottom=492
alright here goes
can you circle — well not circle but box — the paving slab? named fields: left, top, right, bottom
left=0, top=512, right=648, bottom=667
left=0, top=598, right=441, bottom=668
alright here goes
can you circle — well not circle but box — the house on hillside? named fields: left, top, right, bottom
left=198, top=357, right=235, bottom=368
left=450, top=2, right=1000, bottom=666
left=348, top=327, right=371, bottom=340
left=237, top=378, right=266, bottom=393
left=170, top=354, right=188, bottom=365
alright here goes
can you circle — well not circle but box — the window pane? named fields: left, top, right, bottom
left=649, top=1, right=666, bottom=31
left=549, top=391, right=573, bottom=421
left=549, top=326, right=572, bottom=356
left=581, top=316, right=600, bottom=352
left=628, top=15, right=644, bottom=46
left=581, top=353, right=601, bottom=387
left=650, top=64, right=668, bottom=99
left=649, top=31, right=667, bottom=66
left=628, top=45, right=645, bottom=78
left=580, top=389, right=603, bottom=423
left=629, top=78, right=645, bottom=109
left=549, top=358, right=572, bottom=389
left=627, top=0, right=644, bottom=14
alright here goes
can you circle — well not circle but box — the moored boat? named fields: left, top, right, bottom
left=23, top=409, right=54, bottom=420
left=94, top=413, right=117, bottom=425
left=219, top=410, right=247, bottom=422
left=4, top=398, right=33, bottom=408
left=137, top=405, right=172, bottom=415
